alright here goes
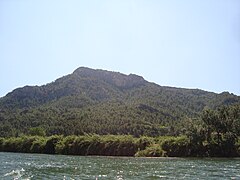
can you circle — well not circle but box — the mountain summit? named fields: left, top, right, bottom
left=0, top=67, right=239, bottom=137
left=73, top=67, right=146, bottom=89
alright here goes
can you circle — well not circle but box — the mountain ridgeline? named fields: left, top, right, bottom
left=0, top=67, right=239, bottom=137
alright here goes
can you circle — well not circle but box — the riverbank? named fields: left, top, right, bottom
left=0, top=135, right=239, bottom=157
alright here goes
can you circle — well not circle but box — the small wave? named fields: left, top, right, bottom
left=4, top=168, right=25, bottom=179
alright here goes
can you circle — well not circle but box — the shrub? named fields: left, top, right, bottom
left=30, top=137, right=47, bottom=153
left=135, top=144, right=165, bottom=157
left=161, top=136, right=190, bottom=157
left=44, top=135, right=63, bottom=154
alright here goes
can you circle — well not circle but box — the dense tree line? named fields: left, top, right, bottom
left=184, top=105, right=240, bottom=156
left=0, top=103, right=239, bottom=138
left=0, top=135, right=192, bottom=157
left=0, top=104, right=239, bottom=157
left=0, top=135, right=152, bottom=156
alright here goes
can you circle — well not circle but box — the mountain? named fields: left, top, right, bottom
left=0, top=67, right=239, bottom=137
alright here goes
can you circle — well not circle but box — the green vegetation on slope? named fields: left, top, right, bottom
left=0, top=67, right=239, bottom=137
left=0, top=105, right=240, bottom=157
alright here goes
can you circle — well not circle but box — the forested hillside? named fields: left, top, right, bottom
left=0, top=67, right=239, bottom=137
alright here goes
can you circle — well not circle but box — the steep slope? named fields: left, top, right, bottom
left=0, top=67, right=239, bottom=137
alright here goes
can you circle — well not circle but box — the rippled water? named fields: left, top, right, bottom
left=0, top=152, right=240, bottom=179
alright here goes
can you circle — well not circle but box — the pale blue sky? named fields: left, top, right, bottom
left=0, top=0, right=240, bottom=97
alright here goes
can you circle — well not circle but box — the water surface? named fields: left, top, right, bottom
left=0, top=152, right=239, bottom=179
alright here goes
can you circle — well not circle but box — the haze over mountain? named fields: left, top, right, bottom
left=0, top=67, right=239, bottom=137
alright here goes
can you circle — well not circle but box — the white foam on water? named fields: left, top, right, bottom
left=4, top=168, right=25, bottom=179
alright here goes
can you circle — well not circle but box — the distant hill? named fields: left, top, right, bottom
left=0, top=67, right=239, bottom=137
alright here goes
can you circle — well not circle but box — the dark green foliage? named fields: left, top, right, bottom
left=56, top=135, right=149, bottom=156
left=184, top=104, right=240, bottom=157
left=0, top=135, right=164, bottom=156
left=0, top=136, right=40, bottom=153
left=0, top=67, right=239, bottom=137
left=30, top=137, right=46, bottom=153
left=44, top=135, right=62, bottom=154
left=28, top=127, right=46, bottom=136
left=161, top=136, right=190, bottom=157
left=0, top=138, right=4, bottom=151
left=135, top=144, right=164, bottom=157
left=0, top=133, right=240, bottom=157
left=0, top=135, right=152, bottom=156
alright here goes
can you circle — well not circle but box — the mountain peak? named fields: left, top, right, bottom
left=73, top=66, right=94, bottom=74
left=72, top=67, right=146, bottom=89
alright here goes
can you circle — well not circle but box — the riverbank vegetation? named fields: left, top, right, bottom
left=0, top=105, right=239, bottom=157
left=0, top=134, right=239, bottom=157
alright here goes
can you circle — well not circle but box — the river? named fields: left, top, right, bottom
left=0, top=152, right=239, bottom=179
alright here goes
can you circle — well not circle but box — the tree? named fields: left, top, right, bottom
left=28, top=127, right=46, bottom=136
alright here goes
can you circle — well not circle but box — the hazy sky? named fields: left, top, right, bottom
left=0, top=0, right=240, bottom=97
